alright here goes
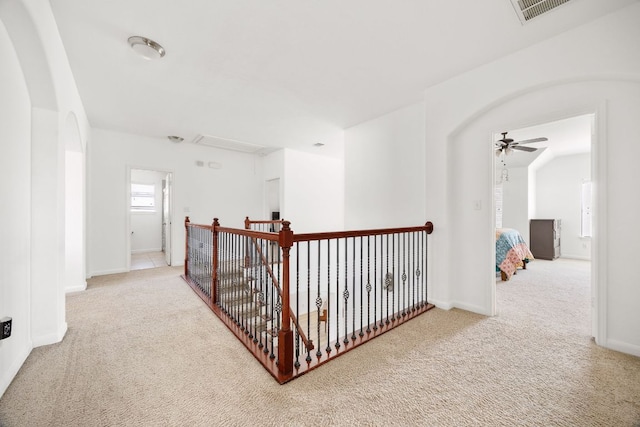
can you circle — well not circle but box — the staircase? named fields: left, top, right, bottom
left=217, top=261, right=279, bottom=344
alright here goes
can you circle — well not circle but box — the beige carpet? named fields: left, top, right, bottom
left=1, top=259, right=639, bottom=426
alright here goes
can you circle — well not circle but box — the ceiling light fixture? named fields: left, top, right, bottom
left=128, top=36, right=165, bottom=60
left=167, top=135, right=184, bottom=143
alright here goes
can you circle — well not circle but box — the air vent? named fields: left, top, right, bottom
left=511, top=0, right=572, bottom=23
left=191, top=134, right=266, bottom=154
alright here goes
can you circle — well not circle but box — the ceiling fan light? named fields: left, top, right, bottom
left=128, top=36, right=165, bottom=60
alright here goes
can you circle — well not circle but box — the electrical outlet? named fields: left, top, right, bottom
left=0, top=317, right=11, bottom=340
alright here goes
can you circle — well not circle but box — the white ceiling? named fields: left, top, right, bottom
left=50, top=0, right=635, bottom=156
left=495, top=114, right=593, bottom=169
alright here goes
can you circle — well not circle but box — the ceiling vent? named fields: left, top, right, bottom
left=511, top=0, right=572, bottom=23
left=191, top=134, right=268, bottom=154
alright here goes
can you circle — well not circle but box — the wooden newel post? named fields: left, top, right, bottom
left=278, top=220, right=294, bottom=376
left=425, top=221, right=434, bottom=234
left=184, top=216, right=190, bottom=278
left=244, top=216, right=251, bottom=230
left=212, top=218, right=220, bottom=307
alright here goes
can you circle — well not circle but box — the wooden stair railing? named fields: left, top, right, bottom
left=183, top=216, right=435, bottom=384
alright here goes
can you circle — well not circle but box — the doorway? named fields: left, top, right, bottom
left=128, top=168, right=173, bottom=270
left=493, top=113, right=594, bottom=331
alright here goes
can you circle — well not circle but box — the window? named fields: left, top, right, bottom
left=581, top=181, right=592, bottom=237
left=131, top=183, right=155, bottom=212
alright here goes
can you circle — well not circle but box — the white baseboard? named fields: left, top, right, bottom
left=0, top=341, right=32, bottom=399
left=131, top=248, right=162, bottom=254
left=90, top=268, right=129, bottom=276
left=32, top=322, right=67, bottom=348
left=65, top=280, right=87, bottom=294
left=559, top=255, right=591, bottom=261
left=604, top=338, right=640, bottom=357
left=451, top=300, right=492, bottom=316
left=428, top=299, right=453, bottom=310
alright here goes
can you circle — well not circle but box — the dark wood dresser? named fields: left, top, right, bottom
left=529, top=219, right=561, bottom=260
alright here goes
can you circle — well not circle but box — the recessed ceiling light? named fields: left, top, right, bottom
left=167, top=135, right=184, bottom=143
left=313, top=142, right=325, bottom=147
left=128, top=36, right=165, bottom=60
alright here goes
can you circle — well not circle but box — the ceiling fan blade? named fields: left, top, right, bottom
left=512, top=137, right=548, bottom=145
left=512, top=145, right=538, bottom=152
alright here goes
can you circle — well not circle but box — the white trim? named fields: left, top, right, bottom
left=126, top=166, right=175, bottom=272
left=0, top=341, right=32, bottom=399
left=65, top=280, right=87, bottom=293
left=131, top=248, right=162, bottom=254
left=593, top=101, right=608, bottom=347
left=429, top=299, right=453, bottom=310
left=452, top=301, right=492, bottom=316
left=559, top=255, right=591, bottom=261
left=32, top=322, right=67, bottom=348
left=604, top=338, right=640, bottom=358
left=90, top=268, right=129, bottom=276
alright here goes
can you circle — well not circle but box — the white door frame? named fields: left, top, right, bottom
left=125, top=166, right=174, bottom=271
left=490, top=107, right=604, bottom=343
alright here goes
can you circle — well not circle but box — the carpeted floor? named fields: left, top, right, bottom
left=1, top=259, right=639, bottom=426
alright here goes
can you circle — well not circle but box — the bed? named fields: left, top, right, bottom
left=496, top=228, right=534, bottom=281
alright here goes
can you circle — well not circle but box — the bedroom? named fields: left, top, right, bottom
left=494, top=114, right=593, bottom=326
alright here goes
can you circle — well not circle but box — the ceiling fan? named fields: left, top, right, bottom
left=495, top=132, right=548, bottom=156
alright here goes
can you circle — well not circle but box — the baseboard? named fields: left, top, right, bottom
left=559, top=255, right=591, bottom=261
left=90, top=268, right=129, bottom=276
left=131, top=248, right=162, bottom=254
left=604, top=338, right=640, bottom=357
left=0, top=341, right=32, bottom=399
left=451, top=300, right=492, bottom=316
left=65, top=280, right=87, bottom=294
left=32, top=322, right=68, bottom=348
left=428, top=299, right=453, bottom=310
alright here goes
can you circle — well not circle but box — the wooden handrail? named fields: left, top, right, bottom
left=293, top=222, right=434, bottom=242
left=183, top=216, right=436, bottom=383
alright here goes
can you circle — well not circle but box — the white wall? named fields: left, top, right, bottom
left=422, top=3, right=640, bottom=355
left=0, top=17, right=33, bottom=399
left=344, top=102, right=426, bottom=229
left=535, top=153, right=591, bottom=260
left=130, top=169, right=165, bottom=253
left=0, top=0, right=90, bottom=398
left=88, top=129, right=264, bottom=276
left=282, top=149, right=344, bottom=233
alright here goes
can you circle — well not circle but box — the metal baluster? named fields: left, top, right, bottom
left=391, top=233, right=396, bottom=322
left=366, top=236, right=371, bottom=333
left=343, top=237, right=349, bottom=345
left=418, top=230, right=424, bottom=308
left=316, top=239, right=323, bottom=358
left=411, top=232, right=416, bottom=312
left=294, top=243, right=300, bottom=368
left=374, top=235, right=379, bottom=330
left=335, top=238, right=341, bottom=350
left=385, top=234, right=390, bottom=325
left=402, top=232, right=407, bottom=317
left=424, top=228, right=428, bottom=307
left=257, top=239, right=264, bottom=348
left=263, top=239, right=270, bottom=354
left=359, top=235, right=365, bottom=337
left=351, top=236, right=356, bottom=341
left=307, top=241, right=312, bottom=363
